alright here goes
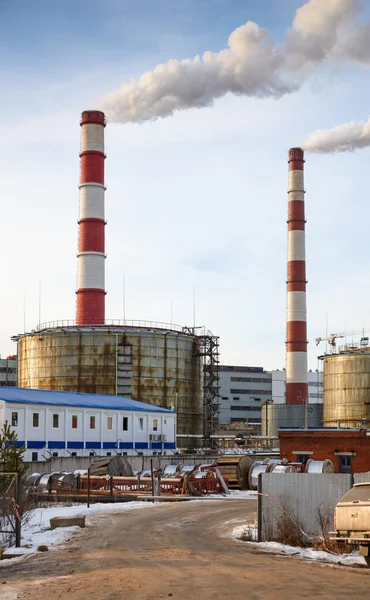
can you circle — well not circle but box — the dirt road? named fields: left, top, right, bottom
left=2, top=499, right=370, bottom=599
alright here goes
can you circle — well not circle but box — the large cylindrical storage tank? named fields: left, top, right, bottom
left=261, top=402, right=323, bottom=437
left=322, top=351, right=370, bottom=428
left=16, top=324, right=203, bottom=440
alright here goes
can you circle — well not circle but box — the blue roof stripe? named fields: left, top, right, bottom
left=0, top=387, right=173, bottom=413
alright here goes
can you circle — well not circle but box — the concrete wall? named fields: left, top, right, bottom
left=279, top=429, right=370, bottom=473
left=25, top=454, right=220, bottom=476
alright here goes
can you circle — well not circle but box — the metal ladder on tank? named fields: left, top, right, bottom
left=117, top=340, right=133, bottom=397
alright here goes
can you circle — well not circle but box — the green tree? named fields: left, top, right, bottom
left=0, top=422, right=26, bottom=474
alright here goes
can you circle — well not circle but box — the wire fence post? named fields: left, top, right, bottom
left=150, top=458, right=155, bottom=503
left=15, top=472, right=22, bottom=547
left=87, top=467, right=91, bottom=508
left=110, top=476, right=114, bottom=501
left=257, top=473, right=262, bottom=543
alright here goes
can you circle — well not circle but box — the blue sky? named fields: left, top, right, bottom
left=1, top=0, right=370, bottom=371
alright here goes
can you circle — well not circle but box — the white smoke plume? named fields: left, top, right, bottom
left=100, top=0, right=370, bottom=124
left=302, top=117, right=370, bottom=153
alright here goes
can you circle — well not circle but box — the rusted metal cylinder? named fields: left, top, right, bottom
left=322, top=352, right=370, bottom=428
left=17, top=325, right=203, bottom=443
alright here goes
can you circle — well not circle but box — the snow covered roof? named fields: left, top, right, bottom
left=0, top=387, right=173, bottom=413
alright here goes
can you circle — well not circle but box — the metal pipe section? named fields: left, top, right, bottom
left=286, top=148, right=308, bottom=405
left=76, top=110, right=106, bottom=325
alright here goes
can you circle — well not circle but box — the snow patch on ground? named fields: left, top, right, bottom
left=228, top=490, right=257, bottom=499
left=233, top=524, right=367, bottom=567
left=233, top=523, right=258, bottom=541
left=1, top=501, right=165, bottom=564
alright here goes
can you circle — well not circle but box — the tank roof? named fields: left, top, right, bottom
left=0, top=387, right=174, bottom=413
left=11, top=319, right=216, bottom=341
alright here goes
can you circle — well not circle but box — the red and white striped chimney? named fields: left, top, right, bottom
left=286, top=147, right=308, bottom=405
left=76, top=110, right=106, bottom=326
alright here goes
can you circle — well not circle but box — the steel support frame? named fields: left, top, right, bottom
left=197, top=333, right=220, bottom=447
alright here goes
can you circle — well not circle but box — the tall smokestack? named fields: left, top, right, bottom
left=286, top=147, right=308, bottom=405
left=76, top=110, right=106, bottom=325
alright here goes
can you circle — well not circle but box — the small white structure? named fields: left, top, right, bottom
left=0, top=387, right=176, bottom=462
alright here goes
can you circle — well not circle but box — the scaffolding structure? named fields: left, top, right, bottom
left=196, top=331, right=220, bottom=447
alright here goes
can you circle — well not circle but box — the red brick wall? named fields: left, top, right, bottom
left=279, top=430, right=370, bottom=473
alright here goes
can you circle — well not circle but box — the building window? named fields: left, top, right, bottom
left=71, top=452, right=77, bottom=457
left=230, top=389, right=271, bottom=395
left=138, top=417, right=144, bottom=431
left=11, top=412, right=18, bottom=427
left=222, top=396, right=228, bottom=400
left=107, top=416, right=113, bottom=430
left=52, top=452, right=58, bottom=458
left=153, top=419, right=158, bottom=432
left=230, top=376, right=271, bottom=383
left=297, top=454, right=309, bottom=463
left=123, top=417, right=128, bottom=431
left=233, top=397, right=240, bottom=401
left=89, top=451, right=95, bottom=457
left=164, top=419, right=167, bottom=425
left=90, top=416, right=96, bottom=430
left=230, top=406, right=262, bottom=412
left=33, top=413, right=39, bottom=428
left=53, top=414, right=59, bottom=428
left=72, top=415, right=78, bottom=429
left=32, top=452, right=38, bottom=462
left=106, top=452, right=112, bottom=457
left=254, top=398, right=261, bottom=402
left=339, top=455, right=353, bottom=474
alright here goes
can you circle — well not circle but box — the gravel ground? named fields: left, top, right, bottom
left=1, top=498, right=370, bottom=600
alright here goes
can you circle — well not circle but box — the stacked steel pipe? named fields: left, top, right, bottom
left=76, top=110, right=106, bottom=325
left=286, top=148, right=308, bottom=405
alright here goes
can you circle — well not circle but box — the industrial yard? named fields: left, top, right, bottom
left=3, top=0, right=370, bottom=596
left=2, top=500, right=370, bottom=600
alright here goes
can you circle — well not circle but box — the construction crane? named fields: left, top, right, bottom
left=315, top=329, right=370, bottom=348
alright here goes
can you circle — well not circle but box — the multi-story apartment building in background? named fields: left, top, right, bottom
left=0, top=355, right=17, bottom=387
left=219, top=365, right=323, bottom=425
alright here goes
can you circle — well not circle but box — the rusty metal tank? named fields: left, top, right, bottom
left=322, top=350, right=370, bottom=428
left=15, top=321, right=203, bottom=439
left=261, top=402, right=323, bottom=437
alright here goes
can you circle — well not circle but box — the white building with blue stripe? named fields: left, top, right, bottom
left=0, top=387, right=176, bottom=462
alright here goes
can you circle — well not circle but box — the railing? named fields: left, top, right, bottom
left=35, top=319, right=209, bottom=336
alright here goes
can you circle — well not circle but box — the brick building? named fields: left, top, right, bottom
left=279, top=428, right=370, bottom=474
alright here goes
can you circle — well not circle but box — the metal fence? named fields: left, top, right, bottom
left=258, top=473, right=352, bottom=542
left=0, top=472, right=22, bottom=548
left=354, top=472, right=370, bottom=484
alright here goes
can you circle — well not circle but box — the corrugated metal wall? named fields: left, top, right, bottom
left=259, top=473, right=352, bottom=541
left=354, top=472, right=370, bottom=483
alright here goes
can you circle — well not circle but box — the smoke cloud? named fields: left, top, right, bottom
left=302, top=117, right=370, bottom=153
left=100, top=0, right=370, bottom=124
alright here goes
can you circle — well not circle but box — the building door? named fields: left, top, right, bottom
left=339, top=455, right=352, bottom=474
